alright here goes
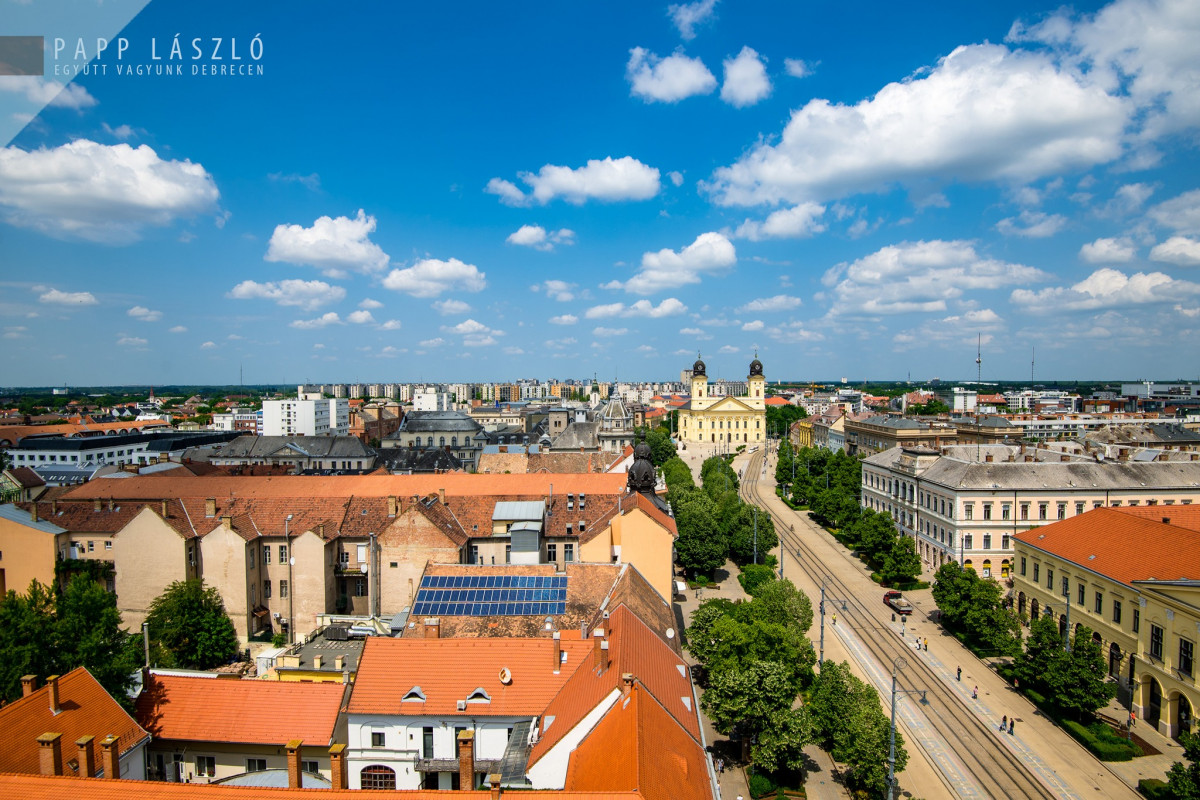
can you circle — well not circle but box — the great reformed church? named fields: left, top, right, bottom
left=677, top=354, right=767, bottom=445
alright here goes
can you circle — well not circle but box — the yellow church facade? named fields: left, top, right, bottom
left=677, top=355, right=767, bottom=445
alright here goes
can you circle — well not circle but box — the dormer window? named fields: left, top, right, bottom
left=402, top=686, right=426, bottom=702
left=466, top=688, right=491, bottom=703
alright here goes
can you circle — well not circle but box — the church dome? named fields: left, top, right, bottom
left=634, top=439, right=652, bottom=461
left=749, top=356, right=763, bottom=377
left=692, top=355, right=706, bottom=376
left=627, top=453, right=656, bottom=493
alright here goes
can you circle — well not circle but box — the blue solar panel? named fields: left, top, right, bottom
left=414, top=574, right=571, bottom=617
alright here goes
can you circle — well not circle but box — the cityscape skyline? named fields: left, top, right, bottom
left=3, top=0, right=1200, bottom=386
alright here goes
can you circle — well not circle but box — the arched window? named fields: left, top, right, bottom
left=361, top=765, right=396, bottom=790
left=427, top=436, right=433, bottom=447
left=982, top=559, right=992, bottom=578
left=439, top=436, right=446, bottom=447
left=964, top=559, right=974, bottom=573
left=451, top=436, right=457, bottom=447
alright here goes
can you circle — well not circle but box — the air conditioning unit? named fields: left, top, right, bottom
left=456, top=700, right=467, bottom=712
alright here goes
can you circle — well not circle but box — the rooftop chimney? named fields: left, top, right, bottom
left=425, top=617, right=441, bottom=639
left=47, top=674, right=60, bottom=715
left=984, top=453, right=993, bottom=463
left=552, top=631, right=561, bottom=673
left=488, top=773, right=502, bottom=799
left=205, top=498, right=216, bottom=517
left=37, top=732, right=62, bottom=777
left=329, top=744, right=347, bottom=789
left=313, top=655, right=322, bottom=669
left=622, top=672, right=635, bottom=696
left=600, top=639, right=610, bottom=671
left=286, top=739, right=303, bottom=789
left=30, top=503, right=38, bottom=523
left=100, top=734, right=119, bottom=779
left=334, top=655, right=345, bottom=671
left=94, top=499, right=102, bottom=512
left=76, top=735, right=96, bottom=778
left=21, top=675, right=37, bottom=697
left=439, top=487, right=447, bottom=506
left=592, top=628, right=605, bottom=669
left=456, top=729, right=475, bottom=791
left=161, top=500, right=169, bottom=518
left=387, top=496, right=397, bottom=517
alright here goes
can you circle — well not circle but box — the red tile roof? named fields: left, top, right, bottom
left=1118, top=504, right=1200, bottom=532
left=0, top=668, right=148, bottom=775
left=528, top=605, right=699, bottom=768
left=1015, top=507, right=1200, bottom=587
left=764, top=397, right=789, bottom=406
left=564, top=682, right=712, bottom=800
left=134, top=674, right=343, bottom=746
left=347, top=637, right=593, bottom=717
left=0, top=773, right=642, bottom=799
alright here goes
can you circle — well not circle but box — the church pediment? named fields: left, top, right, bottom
left=704, top=396, right=755, bottom=412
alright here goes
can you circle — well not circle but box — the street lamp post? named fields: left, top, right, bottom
left=284, top=513, right=294, bottom=644
left=887, top=657, right=927, bottom=800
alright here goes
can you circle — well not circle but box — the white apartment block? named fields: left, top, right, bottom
left=862, top=444, right=1200, bottom=579
left=413, top=390, right=452, bottom=412
left=262, top=396, right=349, bottom=437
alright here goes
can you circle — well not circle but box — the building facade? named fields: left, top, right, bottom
left=262, top=396, right=350, bottom=437
left=676, top=355, right=766, bottom=446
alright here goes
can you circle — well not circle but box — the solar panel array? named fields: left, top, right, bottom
left=412, top=574, right=568, bottom=617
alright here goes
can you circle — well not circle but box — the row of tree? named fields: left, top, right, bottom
left=778, top=444, right=864, bottom=531
left=0, top=577, right=240, bottom=709
left=668, top=454, right=778, bottom=578
left=689, top=576, right=905, bottom=795
left=843, top=508, right=923, bottom=587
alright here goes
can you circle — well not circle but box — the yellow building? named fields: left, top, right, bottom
left=677, top=354, right=766, bottom=446
left=1013, top=506, right=1200, bottom=738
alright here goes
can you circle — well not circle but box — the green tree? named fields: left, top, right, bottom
left=642, top=426, right=677, bottom=466
left=879, top=535, right=923, bottom=586
left=54, top=575, right=138, bottom=703
left=701, top=659, right=798, bottom=742
left=738, top=564, right=776, bottom=596
left=809, top=660, right=906, bottom=797
left=752, top=706, right=814, bottom=774
left=0, top=580, right=57, bottom=702
left=685, top=598, right=740, bottom=666
left=704, top=616, right=805, bottom=687
left=145, top=579, right=239, bottom=670
left=1019, top=614, right=1068, bottom=689
left=934, top=562, right=1021, bottom=656
left=1027, top=623, right=1116, bottom=719
left=1167, top=731, right=1200, bottom=800
left=853, top=509, right=898, bottom=567
left=728, top=504, right=777, bottom=566
left=674, top=491, right=727, bottom=578
left=750, top=578, right=814, bottom=635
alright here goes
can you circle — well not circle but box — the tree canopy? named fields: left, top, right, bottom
left=931, top=562, right=1021, bottom=656
left=1019, top=617, right=1115, bottom=719
left=145, top=579, right=240, bottom=670
left=1168, top=731, right=1200, bottom=800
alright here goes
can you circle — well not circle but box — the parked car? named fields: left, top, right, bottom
left=883, top=590, right=913, bottom=615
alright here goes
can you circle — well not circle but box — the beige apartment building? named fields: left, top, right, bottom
left=9, top=470, right=675, bottom=642
left=862, top=444, right=1200, bottom=578
left=1013, top=507, right=1200, bottom=739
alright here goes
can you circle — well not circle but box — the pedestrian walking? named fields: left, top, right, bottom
left=1009, top=719, right=1015, bottom=735
left=1130, top=710, right=1137, bottom=728
left=973, top=685, right=978, bottom=699
left=956, top=666, right=962, bottom=681
left=831, top=613, right=837, bottom=626
left=1000, top=715, right=1007, bottom=731
left=924, top=637, right=929, bottom=651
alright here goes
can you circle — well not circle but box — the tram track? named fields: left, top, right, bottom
left=739, top=449, right=1060, bottom=799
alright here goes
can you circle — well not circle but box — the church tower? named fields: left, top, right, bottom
left=690, top=353, right=709, bottom=409
left=747, top=352, right=765, bottom=409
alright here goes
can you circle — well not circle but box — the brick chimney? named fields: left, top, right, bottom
left=622, top=672, right=635, bottom=697
left=30, top=503, right=38, bottom=523
left=334, top=655, right=345, bottom=671
left=425, top=617, right=441, bottom=639
left=329, top=744, right=347, bottom=789
left=984, top=453, right=993, bottom=463
left=592, top=628, right=605, bottom=668
left=93, top=499, right=102, bottom=512
left=599, top=640, right=610, bottom=671
left=552, top=631, right=561, bottom=673
left=76, top=735, right=95, bottom=778
left=37, top=733, right=62, bottom=776
left=286, top=739, right=303, bottom=788
left=313, top=655, right=322, bottom=669
left=205, top=498, right=216, bottom=517
left=100, top=734, right=119, bottom=779
left=439, top=487, right=446, bottom=506
left=488, top=773, right=502, bottom=799
left=456, top=729, right=475, bottom=790
left=161, top=500, right=169, bottom=518
left=387, top=496, right=398, bottom=517
left=21, top=675, right=37, bottom=697
left=47, top=674, right=60, bottom=715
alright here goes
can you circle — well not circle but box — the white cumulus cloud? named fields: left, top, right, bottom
left=585, top=298, right=688, bottom=318
left=1150, top=236, right=1200, bottom=266
left=227, top=279, right=346, bottom=311
left=549, top=314, right=578, bottom=325
left=593, top=326, right=628, bottom=337
left=0, top=140, right=219, bottom=243
left=1149, top=190, right=1200, bottom=234
left=721, top=46, right=771, bottom=107
left=382, top=258, right=487, bottom=298
left=627, top=48, right=717, bottom=103
left=127, top=305, right=162, bottom=322
left=290, top=312, right=343, bottom=330
left=742, top=320, right=764, bottom=331
left=265, top=209, right=389, bottom=276
left=823, top=239, right=1050, bottom=316
left=668, top=0, right=718, bottom=40
left=116, top=335, right=147, bottom=348
left=168, top=325, right=187, bottom=334
left=347, top=310, right=375, bottom=324
left=506, top=224, right=576, bottom=251
left=39, top=288, right=98, bottom=306
left=1011, top=267, right=1200, bottom=312
left=616, top=232, right=736, bottom=294
left=1080, top=237, right=1137, bottom=263
left=784, top=58, right=813, bottom=78
left=433, top=299, right=472, bottom=315
left=379, top=319, right=403, bottom=331
left=487, top=156, right=660, bottom=206
left=706, top=43, right=1128, bottom=206
left=735, top=203, right=827, bottom=240
left=359, top=298, right=384, bottom=309
left=739, top=295, right=802, bottom=313
left=995, top=210, right=1068, bottom=238
left=0, top=76, right=97, bottom=109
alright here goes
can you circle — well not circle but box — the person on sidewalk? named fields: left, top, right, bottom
left=1000, top=715, right=1007, bottom=732
left=973, top=685, right=978, bottom=699
left=1130, top=710, right=1137, bottom=728
left=924, top=637, right=929, bottom=651
left=1009, top=719, right=1015, bottom=735
left=957, top=666, right=962, bottom=681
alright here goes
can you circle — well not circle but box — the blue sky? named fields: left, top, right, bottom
left=2, top=0, right=1200, bottom=387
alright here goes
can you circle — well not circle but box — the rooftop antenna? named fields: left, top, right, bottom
left=1031, top=347, right=1035, bottom=389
